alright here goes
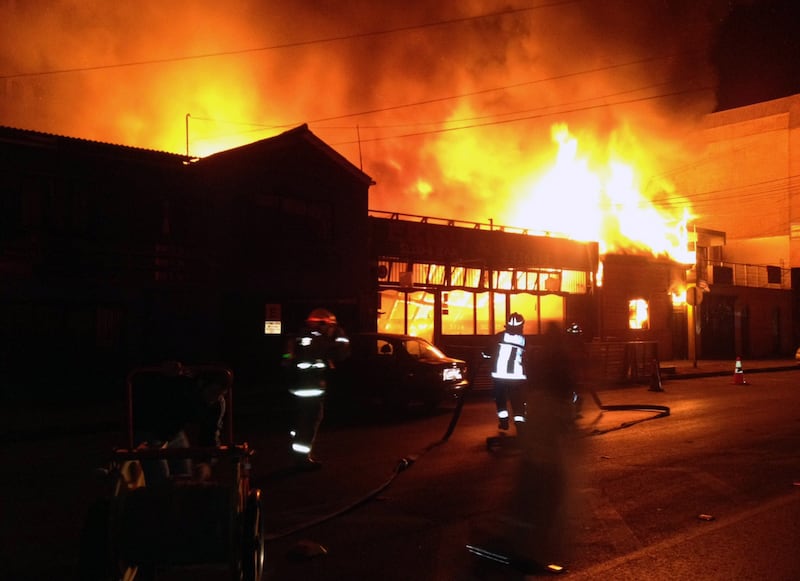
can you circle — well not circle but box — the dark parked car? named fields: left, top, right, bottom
left=332, top=332, right=469, bottom=411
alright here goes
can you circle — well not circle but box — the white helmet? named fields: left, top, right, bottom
left=505, top=312, right=524, bottom=332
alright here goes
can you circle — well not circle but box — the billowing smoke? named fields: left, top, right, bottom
left=1, top=0, right=729, bottom=224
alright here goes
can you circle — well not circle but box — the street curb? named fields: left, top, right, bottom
left=663, top=364, right=799, bottom=380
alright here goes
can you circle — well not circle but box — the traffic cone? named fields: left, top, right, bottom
left=732, top=356, right=747, bottom=385
left=649, top=358, right=664, bottom=392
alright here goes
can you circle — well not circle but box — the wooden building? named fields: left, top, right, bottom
left=0, top=124, right=373, bottom=397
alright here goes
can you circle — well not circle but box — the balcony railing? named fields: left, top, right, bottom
left=368, top=209, right=570, bottom=238
left=700, top=261, right=791, bottom=290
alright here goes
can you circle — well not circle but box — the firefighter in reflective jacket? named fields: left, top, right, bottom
left=490, top=312, right=528, bottom=434
left=284, top=308, right=350, bottom=469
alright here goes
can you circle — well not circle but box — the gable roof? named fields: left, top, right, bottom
left=200, top=123, right=374, bottom=186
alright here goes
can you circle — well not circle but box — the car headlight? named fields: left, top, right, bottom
left=442, top=367, right=463, bottom=382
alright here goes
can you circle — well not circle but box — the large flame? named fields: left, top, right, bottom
left=506, top=123, right=695, bottom=262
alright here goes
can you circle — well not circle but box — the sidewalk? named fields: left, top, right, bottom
left=658, top=357, right=798, bottom=380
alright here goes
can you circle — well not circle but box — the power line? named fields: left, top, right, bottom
left=332, top=76, right=706, bottom=132
left=188, top=52, right=710, bottom=148
left=188, top=77, right=711, bottom=152
left=0, top=1, right=581, bottom=81
left=188, top=49, right=706, bottom=135
left=298, top=51, right=706, bottom=126
left=326, top=84, right=715, bottom=147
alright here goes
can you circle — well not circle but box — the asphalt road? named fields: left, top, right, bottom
left=2, top=370, right=800, bottom=580
left=255, top=371, right=800, bottom=580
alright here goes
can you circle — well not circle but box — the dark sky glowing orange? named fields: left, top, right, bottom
left=1, top=1, right=731, bottom=258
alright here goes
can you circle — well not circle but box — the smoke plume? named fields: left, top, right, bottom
left=1, top=0, right=729, bottom=224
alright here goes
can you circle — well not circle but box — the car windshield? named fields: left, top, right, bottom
left=403, top=338, right=445, bottom=361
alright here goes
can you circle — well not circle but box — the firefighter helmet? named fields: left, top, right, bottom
left=505, top=312, right=525, bottom=332
left=306, top=308, right=337, bottom=326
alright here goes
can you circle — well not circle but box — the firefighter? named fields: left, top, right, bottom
left=284, top=308, right=350, bottom=470
left=490, top=312, right=529, bottom=435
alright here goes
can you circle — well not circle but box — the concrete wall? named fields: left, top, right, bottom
left=677, top=95, right=800, bottom=268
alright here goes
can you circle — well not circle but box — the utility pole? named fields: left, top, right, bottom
left=185, top=113, right=191, bottom=158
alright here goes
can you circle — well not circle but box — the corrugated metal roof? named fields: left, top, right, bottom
left=0, top=124, right=187, bottom=162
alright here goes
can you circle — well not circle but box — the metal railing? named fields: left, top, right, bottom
left=368, top=209, right=571, bottom=238
left=701, top=261, right=791, bottom=290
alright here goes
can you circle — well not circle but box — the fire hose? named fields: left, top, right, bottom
left=266, top=370, right=671, bottom=543
left=265, top=376, right=472, bottom=543
left=583, top=388, right=670, bottom=436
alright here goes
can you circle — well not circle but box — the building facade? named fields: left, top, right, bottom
left=3, top=104, right=797, bottom=399
left=0, top=124, right=374, bottom=398
left=673, top=94, right=800, bottom=359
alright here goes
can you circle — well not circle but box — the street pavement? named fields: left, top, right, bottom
left=1, top=356, right=797, bottom=580
left=250, top=358, right=799, bottom=580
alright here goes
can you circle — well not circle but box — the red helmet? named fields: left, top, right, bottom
left=307, top=308, right=337, bottom=326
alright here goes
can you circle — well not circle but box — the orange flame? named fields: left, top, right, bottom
left=505, top=123, right=694, bottom=263
left=0, top=4, right=707, bottom=266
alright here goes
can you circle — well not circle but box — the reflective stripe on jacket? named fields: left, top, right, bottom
left=491, top=331, right=527, bottom=380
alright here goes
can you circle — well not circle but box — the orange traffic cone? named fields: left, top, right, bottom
left=732, top=356, right=747, bottom=385
left=649, top=358, right=664, bottom=392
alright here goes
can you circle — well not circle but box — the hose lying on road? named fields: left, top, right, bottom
left=264, top=453, right=417, bottom=542
left=583, top=389, right=670, bottom=436
left=266, top=384, right=671, bottom=542
left=264, top=386, right=471, bottom=543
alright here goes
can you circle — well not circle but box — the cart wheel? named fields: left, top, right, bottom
left=240, top=488, right=265, bottom=581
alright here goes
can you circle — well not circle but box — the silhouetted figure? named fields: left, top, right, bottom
left=508, top=322, right=583, bottom=570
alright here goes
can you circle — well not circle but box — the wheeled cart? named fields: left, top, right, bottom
left=78, top=362, right=265, bottom=581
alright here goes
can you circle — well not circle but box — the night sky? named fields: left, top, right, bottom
left=713, top=0, right=800, bottom=110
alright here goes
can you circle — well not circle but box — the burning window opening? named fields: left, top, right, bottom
left=378, top=285, right=566, bottom=341
left=671, top=288, right=687, bottom=307
left=628, top=298, right=650, bottom=330
left=376, top=259, right=587, bottom=293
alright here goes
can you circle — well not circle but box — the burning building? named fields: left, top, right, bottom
left=3, top=2, right=798, bottom=395
left=0, top=119, right=697, bottom=392
left=0, top=112, right=796, bottom=396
